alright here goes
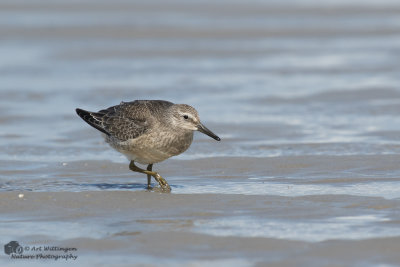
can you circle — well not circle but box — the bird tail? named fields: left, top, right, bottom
left=75, top=108, right=110, bottom=136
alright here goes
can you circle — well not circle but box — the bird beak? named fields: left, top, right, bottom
left=197, top=122, right=221, bottom=141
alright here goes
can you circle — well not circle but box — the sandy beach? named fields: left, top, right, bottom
left=2, top=191, right=400, bottom=266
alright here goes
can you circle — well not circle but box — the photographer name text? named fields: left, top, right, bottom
left=8, top=244, right=78, bottom=261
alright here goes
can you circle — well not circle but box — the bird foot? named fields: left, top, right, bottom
left=153, top=173, right=171, bottom=192
left=129, top=161, right=171, bottom=192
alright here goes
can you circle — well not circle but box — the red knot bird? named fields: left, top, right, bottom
left=76, top=100, right=220, bottom=191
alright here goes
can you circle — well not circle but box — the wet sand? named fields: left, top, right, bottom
left=1, top=0, right=400, bottom=266
left=2, top=191, right=400, bottom=266
left=2, top=156, right=400, bottom=266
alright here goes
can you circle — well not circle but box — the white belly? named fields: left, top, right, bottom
left=104, top=131, right=194, bottom=164
left=118, top=147, right=172, bottom=164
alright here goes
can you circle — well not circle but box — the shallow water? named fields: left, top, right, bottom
left=1, top=0, right=400, bottom=266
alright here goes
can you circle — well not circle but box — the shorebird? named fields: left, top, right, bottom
left=76, top=100, right=220, bottom=191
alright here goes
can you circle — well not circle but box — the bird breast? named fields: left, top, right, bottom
left=156, top=130, right=194, bottom=156
left=106, top=130, right=194, bottom=164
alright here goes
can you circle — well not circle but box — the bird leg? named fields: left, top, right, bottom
left=129, top=161, right=171, bottom=191
left=146, top=164, right=153, bottom=189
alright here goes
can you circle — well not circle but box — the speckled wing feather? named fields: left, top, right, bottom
left=76, top=100, right=173, bottom=141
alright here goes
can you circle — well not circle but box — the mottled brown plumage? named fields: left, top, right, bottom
left=76, top=100, right=220, bottom=191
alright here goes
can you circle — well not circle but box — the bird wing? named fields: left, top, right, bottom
left=76, top=101, right=154, bottom=141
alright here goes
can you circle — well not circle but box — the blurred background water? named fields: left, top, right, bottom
left=1, top=0, right=400, bottom=264
left=1, top=0, right=400, bottom=179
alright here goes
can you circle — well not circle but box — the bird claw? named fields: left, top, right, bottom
left=153, top=173, right=171, bottom=192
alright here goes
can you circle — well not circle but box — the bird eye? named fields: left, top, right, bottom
left=183, top=115, right=189, bottom=120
